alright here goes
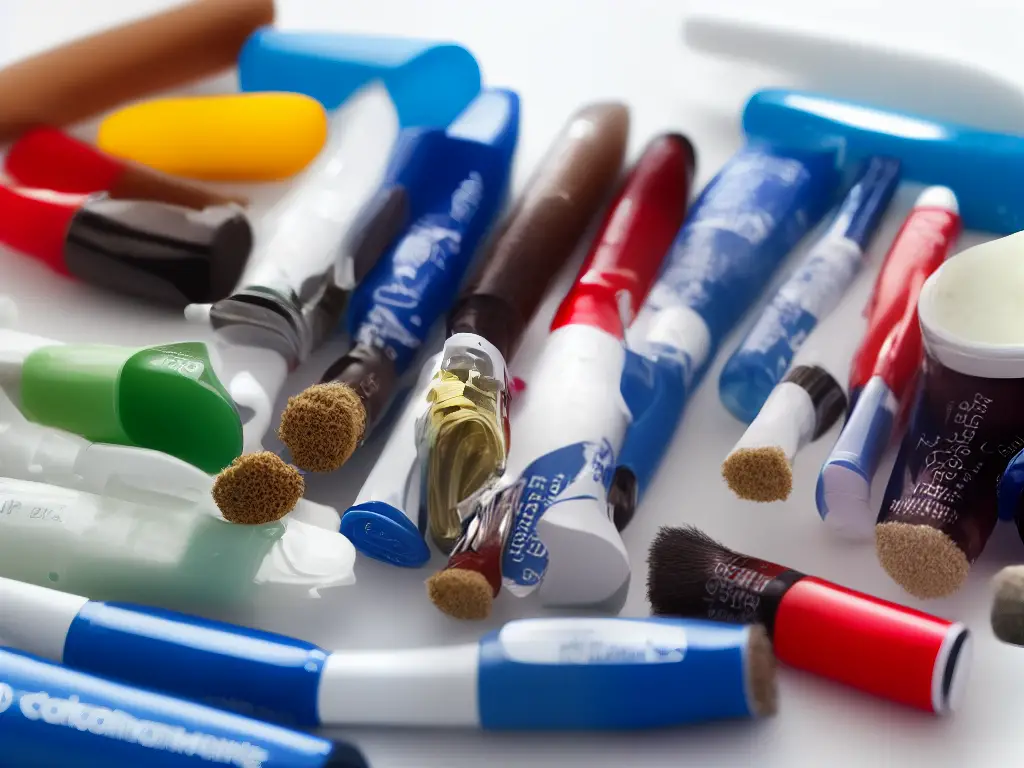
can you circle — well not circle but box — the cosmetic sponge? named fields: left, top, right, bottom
left=427, top=568, right=494, bottom=621
left=212, top=451, right=305, bottom=525
left=278, top=383, right=367, bottom=473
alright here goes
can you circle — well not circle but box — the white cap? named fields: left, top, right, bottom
left=254, top=517, right=356, bottom=597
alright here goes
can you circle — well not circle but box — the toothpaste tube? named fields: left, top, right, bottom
left=340, top=103, right=630, bottom=566
left=286, top=89, right=519, bottom=474
left=0, top=645, right=366, bottom=767
left=478, top=134, right=694, bottom=610
left=718, top=156, right=900, bottom=423
left=817, top=187, right=961, bottom=538
left=186, top=84, right=399, bottom=452
left=616, top=143, right=841, bottom=512
left=0, top=577, right=776, bottom=729
left=0, top=476, right=355, bottom=612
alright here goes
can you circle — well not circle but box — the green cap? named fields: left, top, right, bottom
left=20, top=341, right=242, bottom=473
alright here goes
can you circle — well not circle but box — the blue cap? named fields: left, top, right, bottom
left=340, top=501, right=431, bottom=567
left=239, top=28, right=482, bottom=129
left=832, top=156, right=902, bottom=250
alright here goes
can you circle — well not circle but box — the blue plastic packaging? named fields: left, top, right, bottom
left=718, top=156, right=901, bottom=423
left=0, top=646, right=362, bottom=768
left=477, top=617, right=764, bottom=729
left=999, top=446, right=1024, bottom=523
left=345, top=88, right=519, bottom=373
left=239, top=28, right=481, bottom=129
left=617, top=144, right=841, bottom=504
left=742, top=88, right=1024, bottom=234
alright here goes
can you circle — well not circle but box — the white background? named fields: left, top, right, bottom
left=3, top=1, right=1024, bottom=766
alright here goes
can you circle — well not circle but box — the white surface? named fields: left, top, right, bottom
left=3, top=0, right=1024, bottom=766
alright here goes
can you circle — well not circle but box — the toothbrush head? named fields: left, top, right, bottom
left=212, top=451, right=304, bottom=525
left=278, top=382, right=366, bottom=473
left=721, top=446, right=793, bottom=502
left=426, top=567, right=494, bottom=621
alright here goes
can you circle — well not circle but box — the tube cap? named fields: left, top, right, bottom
left=66, top=196, right=253, bottom=306
left=0, top=186, right=81, bottom=273
left=19, top=341, right=242, bottom=474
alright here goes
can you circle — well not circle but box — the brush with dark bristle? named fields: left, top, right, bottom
left=647, top=525, right=748, bottom=617
left=212, top=451, right=305, bottom=525
left=277, top=382, right=366, bottom=473
left=991, top=566, right=1024, bottom=646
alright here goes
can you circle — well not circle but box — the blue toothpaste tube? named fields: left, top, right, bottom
left=0, top=646, right=365, bottom=768
left=718, top=156, right=901, bottom=423
left=278, top=89, right=518, bottom=475
left=0, top=578, right=776, bottom=730
left=615, top=144, right=841, bottom=512
left=239, top=28, right=482, bottom=129
left=742, top=88, right=1024, bottom=234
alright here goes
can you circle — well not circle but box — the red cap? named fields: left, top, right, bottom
left=0, top=185, right=84, bottom=274
left=6, top=127, right=125, bottom=194
left=850, top=191, right=961, bottom=399
left=550, top=133, right=696, bottom=338
left=774, top=576, right=969, bottom=713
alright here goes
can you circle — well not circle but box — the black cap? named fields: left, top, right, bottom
left=64, top=197, right=252, bottom=307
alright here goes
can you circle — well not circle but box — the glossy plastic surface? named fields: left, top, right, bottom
left=742, top=89, right=1024, bottom=234
left=239, top=28, right=481, bottom=129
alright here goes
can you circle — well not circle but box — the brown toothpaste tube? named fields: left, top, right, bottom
left=0, top=0, right=275, bottom=143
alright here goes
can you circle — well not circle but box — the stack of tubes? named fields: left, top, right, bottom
left=11, top=1, right=1024, bottom=764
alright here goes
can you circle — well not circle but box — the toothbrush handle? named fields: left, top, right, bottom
left=550, top=133, right=695, bottom=339
left=451, top=103, right=630, bottom=359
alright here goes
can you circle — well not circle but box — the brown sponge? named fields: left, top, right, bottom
left=721, top=446, right=793, bottom=502
left=278, top=383, right=367, bottom=473
left=426, top=568, right=494, bottom=621
left=212, top=451, right=304, bottom=525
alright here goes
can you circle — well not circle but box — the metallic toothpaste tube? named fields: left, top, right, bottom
left=0, top=578, right=776, bottom=730
left=616, top=143, right=841, bottom=514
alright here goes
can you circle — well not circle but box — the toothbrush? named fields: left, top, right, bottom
left=277, top=88, right=520, bottom=473
left=471, top=132, right=695, bottom=612
left=341, top=102, right=631, bottom=569
left=0, top=645, right=367, bottom=767
left=0, top=576, right=777, bottom=729
left=615, top=143, right=841, bottom=519
left=185, top=83, right=400, bottom=452
left=817, top=187, right=961, bottom=539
